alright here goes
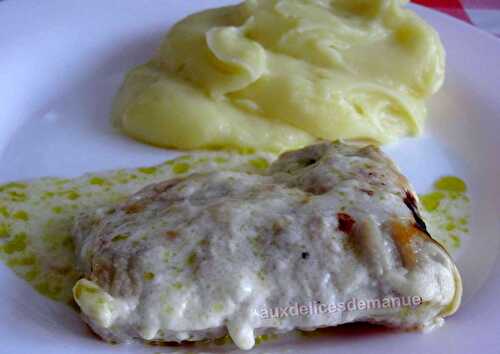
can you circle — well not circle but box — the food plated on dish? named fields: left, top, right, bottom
left=72, top=142, right=461, bottom=350
left=113, top=0, right=445, bottom=152
left=0, top=0, right=471, bottom=352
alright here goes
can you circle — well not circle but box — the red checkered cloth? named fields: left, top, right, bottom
left=412, top=0, right=500, bottom=36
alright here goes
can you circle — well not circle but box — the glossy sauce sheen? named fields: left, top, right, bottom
left=0, top=147, right=467, bottom=350
left=72, top=143, right=461, bottom=350
left=0, top=151, right=273, bottom=304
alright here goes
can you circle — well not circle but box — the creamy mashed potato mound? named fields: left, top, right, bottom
left=113, top=0, right=445, bottom=152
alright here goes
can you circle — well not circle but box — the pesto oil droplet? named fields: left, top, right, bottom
left=419, top=175, right=470, bottom=252
left=434, top=176, right=467, bottom=193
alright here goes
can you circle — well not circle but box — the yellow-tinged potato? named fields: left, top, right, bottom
left=113, top=0, right=445, bottom=152
left=113, top=63, right=315, bottom=151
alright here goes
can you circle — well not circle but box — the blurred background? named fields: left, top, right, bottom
left=1, top=0, right=498, bottom=36
left=413, top=0, right=500, bottom=36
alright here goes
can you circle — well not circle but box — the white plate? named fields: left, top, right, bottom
left=0, top=1, right=499, bottom=353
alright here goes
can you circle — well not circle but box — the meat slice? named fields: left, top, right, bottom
left=72, top=142, right=462, bottom=350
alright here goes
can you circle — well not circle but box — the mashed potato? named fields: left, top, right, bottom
left=113, top=0, right=445, bottom=152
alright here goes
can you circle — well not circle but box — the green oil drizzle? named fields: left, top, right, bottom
left=172, top=162, right=191, bottom=174
left=420, top=192, right=444, bottom=212
left=0, top=151, right=274, bottom=305
left=137, top=167, right=158, bottom=175
left=12, top=210, right=29, bottom=221
left=88, top=177, right=107, bottom=186
left=434, top=176, right=467, bottom=193
left=419, top=176, right=470, bottom=252
left=249, top=157, right=269, bottom=170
